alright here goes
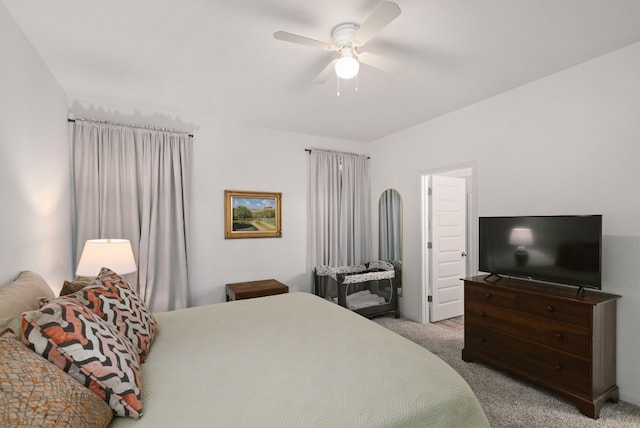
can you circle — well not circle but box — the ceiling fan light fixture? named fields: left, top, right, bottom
left=335, top=53, right=359, bottom=80
left=274, top=2, right=403, bottom=84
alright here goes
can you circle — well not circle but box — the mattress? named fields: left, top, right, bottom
left=110, top=292, right=488, bottom=427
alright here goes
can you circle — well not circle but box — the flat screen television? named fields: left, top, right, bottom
left=478, top=215, right=602, bottom=292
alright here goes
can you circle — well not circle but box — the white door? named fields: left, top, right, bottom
left=430, top=175, right=467, bottom=322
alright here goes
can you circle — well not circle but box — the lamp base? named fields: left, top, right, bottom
left=514, top=246, right=529, bottom=267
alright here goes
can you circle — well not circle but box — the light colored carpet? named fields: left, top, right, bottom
left=374, top=316, right=640, bottom=428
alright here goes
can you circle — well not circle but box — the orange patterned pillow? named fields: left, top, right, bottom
left=0, top=329, right=113, bottom=428
left=21, top=299, right=143, bottom=419
left=64, top=267, right=157, bottom=361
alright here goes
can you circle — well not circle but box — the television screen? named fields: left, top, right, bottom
left=479, top=215, right=602, bottom=289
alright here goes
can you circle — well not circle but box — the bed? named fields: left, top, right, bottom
left=111, top=292, right=487, bottom=427
left=1, top=271, right=489, bottom=428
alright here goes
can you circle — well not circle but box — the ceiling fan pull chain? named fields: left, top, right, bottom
left=355, top=74, right=358, bottom=92
left=337, top=77, right=341, bottom=96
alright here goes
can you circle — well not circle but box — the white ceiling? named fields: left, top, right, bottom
left=4, top=0, right=640, bottom=142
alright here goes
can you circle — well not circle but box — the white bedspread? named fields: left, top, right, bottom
left=110, top=292, right=488, bottom=428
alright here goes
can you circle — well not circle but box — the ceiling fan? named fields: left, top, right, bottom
left=273, top=1, right=404, bottom=84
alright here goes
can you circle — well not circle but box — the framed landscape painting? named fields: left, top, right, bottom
left=224, top=190, right=282, bottom=239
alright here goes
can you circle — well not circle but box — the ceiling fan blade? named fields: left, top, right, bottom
left=313, top=59, right=338, bottom=84
left=353, top=1, right=401, bottom=46
left=273, top=31, right=331, bottom=50
left=358, top=52, right=406, bottom=73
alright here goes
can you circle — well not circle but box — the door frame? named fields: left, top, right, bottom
left=420, top=161, right=478, bottom=324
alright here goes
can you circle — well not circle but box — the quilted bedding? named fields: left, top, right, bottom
left=110, top=292, right=488, bottom=428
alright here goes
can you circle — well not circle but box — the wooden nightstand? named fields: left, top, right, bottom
left=226, top=279, right=289, bottom=301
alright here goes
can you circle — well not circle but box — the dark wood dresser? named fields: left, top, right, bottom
left=462, top=275, right=620, bottom=418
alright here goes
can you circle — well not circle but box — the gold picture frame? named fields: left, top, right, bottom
left=224, top=190, right=282, bottom=239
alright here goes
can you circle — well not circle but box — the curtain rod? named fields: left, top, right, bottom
left=305, top=148, right=370, bottom=159
left=67, top=118, right=194, bottom=138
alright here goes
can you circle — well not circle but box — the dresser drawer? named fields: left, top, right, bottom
left=465, top=301, right=591, bottom=357
left=519, top=293, right=592, bottom=325
left=465, top=282, right=516, bottom=310
left=465, top=325, right=591, bottom=395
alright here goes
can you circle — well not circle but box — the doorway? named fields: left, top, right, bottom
left=421, top=165, right=476, bottom=324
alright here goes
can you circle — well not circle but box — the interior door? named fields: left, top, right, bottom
left=430, top=175, right=466, bottom=322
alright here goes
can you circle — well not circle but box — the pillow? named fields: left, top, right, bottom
left=64, top=268, right=157, bottom=361
left=0, top=316, right=22, bottom=340
left=0, top=271, right=54, bottom=338
left=21, top=299, right=143, bottom=419
left=0, top=329, right=113, bottom=428
left=60, top=276, right=94, bottom=296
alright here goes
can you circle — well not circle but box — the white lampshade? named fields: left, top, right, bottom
left=509, top=228, right=534, bottom=246
left=76, top=239, right=137, bottom=276
left=335, top=51, right=359, bottom=80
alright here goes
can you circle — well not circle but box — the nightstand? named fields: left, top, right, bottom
left=226, top=279, right=289, bottom=301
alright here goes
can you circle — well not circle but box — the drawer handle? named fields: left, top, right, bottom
left=546, top=306, right=555, bottom=313
left=480, top=311, right=487, bottom=318
left=484, top=293, right=492, bottom=299
left=555, top=363, right=563, bottom=371
left=554, top=331, right=564, bottom=340
left=479, top=337, right=486, bottom=343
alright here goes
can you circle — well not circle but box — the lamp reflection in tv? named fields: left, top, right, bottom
left=509, top=228, right=534, bottom=267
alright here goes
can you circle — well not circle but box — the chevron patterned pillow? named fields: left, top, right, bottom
left=21, top=299, right=143, bottom=419
left=64, top=267, right=157, bottom=362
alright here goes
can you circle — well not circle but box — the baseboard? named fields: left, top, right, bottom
left=619, top=391, right=640, bottom=408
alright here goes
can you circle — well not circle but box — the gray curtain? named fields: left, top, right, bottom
left=310, top=149, right=371, bottom=267
left=73, top=119, right=190, bottom=312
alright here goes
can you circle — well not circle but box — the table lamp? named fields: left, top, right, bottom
left=76, top=238, right=137, bottom=276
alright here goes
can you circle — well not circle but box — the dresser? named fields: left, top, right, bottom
left=462, top=275, right=620, bottom=419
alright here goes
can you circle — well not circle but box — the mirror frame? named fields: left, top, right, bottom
left=378, top=188, right=403, bottom=295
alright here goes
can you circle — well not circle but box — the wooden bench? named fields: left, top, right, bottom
left=226, top=279, right=288, bottom=301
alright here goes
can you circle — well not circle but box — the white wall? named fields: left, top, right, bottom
left=369, top=42, right=640, bottom=406
left=0, top=3, right=71, bottom=292
left=187, top=119, right=366, bottom=305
